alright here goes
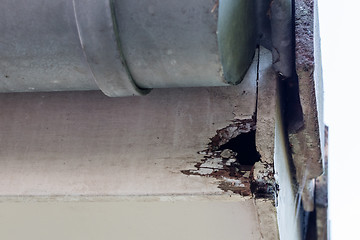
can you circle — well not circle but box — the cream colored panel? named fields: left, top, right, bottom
left=0, top=199, right=261, bottom=240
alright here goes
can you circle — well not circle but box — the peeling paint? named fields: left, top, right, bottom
left=182, top=148, right=253, bottom=196
left=183, top=121, right=281, bottom=205
left=182, top=119, right=260, bottom=196
left=181, top=118, right=278, bottom=202
left=199, top=158, right=223, bottom=169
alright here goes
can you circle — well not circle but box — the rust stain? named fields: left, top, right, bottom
left=182, top=119, right=258, bottom=196
left=182, top=149, right=253, bottom=196
left=211, top=0, right=219, bottom=13
left=182, top=118, right=277, bottom=201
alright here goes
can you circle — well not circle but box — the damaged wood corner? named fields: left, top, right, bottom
left=182, top=117, right=278, bottom=202
left=289, top=0, right=324, bottom=212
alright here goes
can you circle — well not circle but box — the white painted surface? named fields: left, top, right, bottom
left=318, top=0, right=360, bottom=238
left=274, top=91, right=301, bottom=240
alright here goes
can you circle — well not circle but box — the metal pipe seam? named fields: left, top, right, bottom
left=73, top=0, right=149, bottom=97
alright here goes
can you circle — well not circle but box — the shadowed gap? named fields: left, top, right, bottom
left=218, top=130, right=260, bottom=166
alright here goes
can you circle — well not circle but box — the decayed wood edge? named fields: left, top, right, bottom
left=290, top=0, right=324, bottom=212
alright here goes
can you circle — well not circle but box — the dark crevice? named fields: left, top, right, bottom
left=208, top=118, right=256, bottom=151
left=283, top=74, right=304, bottom=134
left=219, top=131, right=261, bottom=166
left=278, top=77, right=299, bottom=184
left=254, top=45, right=260, bottom=122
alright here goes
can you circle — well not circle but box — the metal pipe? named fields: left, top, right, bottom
left=0, top=0, right=256, bottom=97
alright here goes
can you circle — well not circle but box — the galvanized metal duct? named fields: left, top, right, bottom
left=0, top=0, right=256, bottom=97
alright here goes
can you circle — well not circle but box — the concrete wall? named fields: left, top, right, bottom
left=0, top=49, right=277, bottom=239
left=0, top=46, right=311, bottom=240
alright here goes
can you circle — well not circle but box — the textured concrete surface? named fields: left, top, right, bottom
left=256, top=47, right=277, bottom=165
left=290, top=0, right=324, bottom=212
